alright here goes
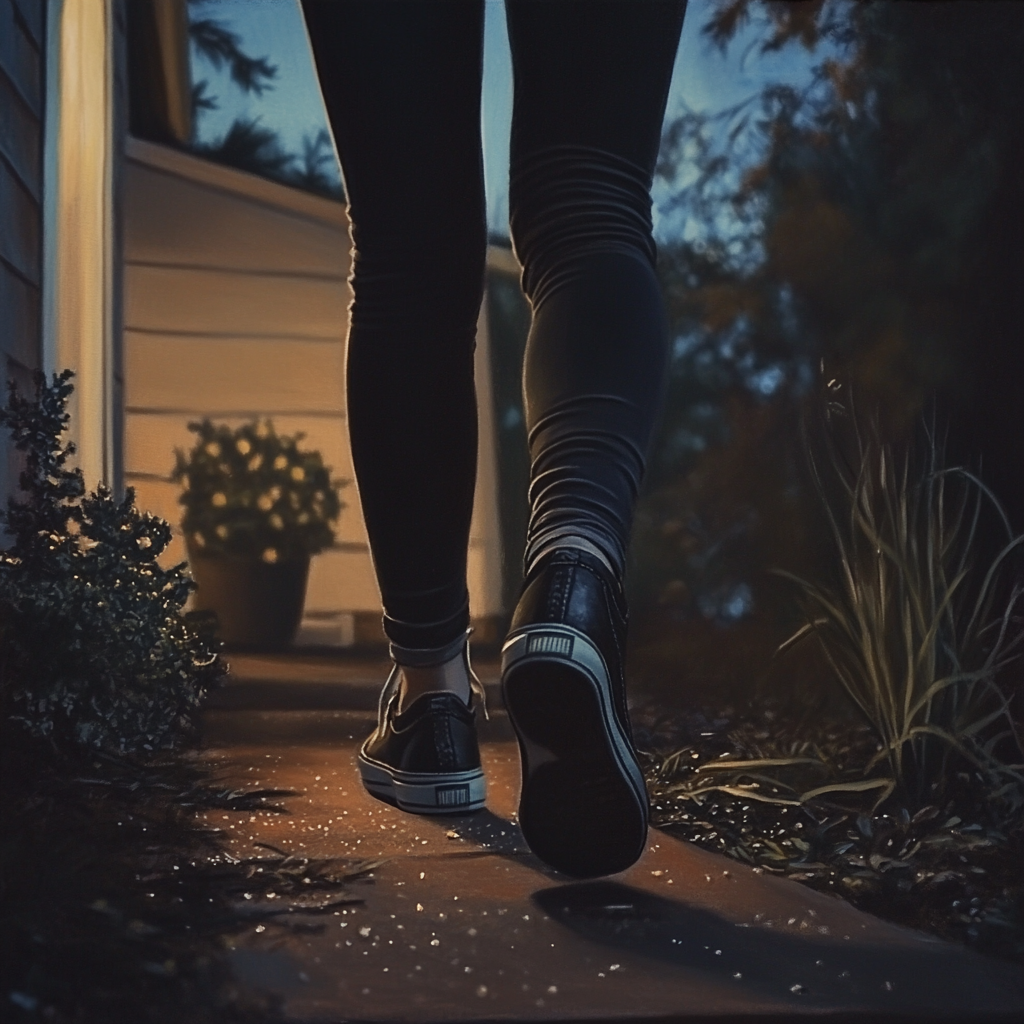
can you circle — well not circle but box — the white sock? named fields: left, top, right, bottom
left=397, top=650, right=471, bottom=713
left=529, top=534, right=616, bottom=577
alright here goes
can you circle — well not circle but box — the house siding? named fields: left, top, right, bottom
left=123, top=139, right=506, bottom=645
left=0, top=0, right=45, bottom=510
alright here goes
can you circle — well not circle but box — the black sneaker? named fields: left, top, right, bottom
left=357, top=634, right=487, bottom=814
left=501, top=548, right=648, bottom=877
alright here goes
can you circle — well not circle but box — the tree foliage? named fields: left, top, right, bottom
left=188, top=15, right=278, bottom=97
left=656, top=0, right=1023, bottom=434
left=186, top=3, right=345, bottom=201
left=631, top=0, right=1024, bottom=703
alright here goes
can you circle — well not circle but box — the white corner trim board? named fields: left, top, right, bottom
left=42, top=0, right=115, bottom=491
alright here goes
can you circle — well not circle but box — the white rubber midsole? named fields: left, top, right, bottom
left=357, top=752, right=487, bottom=814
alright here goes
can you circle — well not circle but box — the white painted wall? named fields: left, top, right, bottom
left=123, top=138, right=505, bottom=643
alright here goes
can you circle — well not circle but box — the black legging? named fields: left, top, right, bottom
left=301, top=0, right=686, bottom=650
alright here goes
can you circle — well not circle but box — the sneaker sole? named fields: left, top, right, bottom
left=501, top=625, right=648, bottom=878
left=357, top=751, right=487, bottom=815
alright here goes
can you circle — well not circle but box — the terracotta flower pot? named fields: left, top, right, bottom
left=186, top=541, right=310, bottom=651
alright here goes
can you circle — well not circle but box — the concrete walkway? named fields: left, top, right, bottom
left=200, top=654, right=1024, bottom=1022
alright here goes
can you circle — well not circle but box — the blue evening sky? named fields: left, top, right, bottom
left=188, top=0, right=823, bottom=240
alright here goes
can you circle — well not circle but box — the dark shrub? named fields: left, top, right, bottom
left=0, top=371, right=225, bottom=754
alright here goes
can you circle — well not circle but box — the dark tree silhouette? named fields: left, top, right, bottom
left=188, top=15, right=278, bottom=96
left=186, top=3, right=344, bottom=201
left=629, top=0, right=1024, bottom=705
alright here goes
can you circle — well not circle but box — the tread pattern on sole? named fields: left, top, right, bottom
left=502, top=625, right=648, bottom=878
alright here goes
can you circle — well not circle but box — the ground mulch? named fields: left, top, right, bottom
left=634, top=700, right=1024, bottom=968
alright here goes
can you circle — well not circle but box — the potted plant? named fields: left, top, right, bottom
left=172, top=419, right=344, bottom=650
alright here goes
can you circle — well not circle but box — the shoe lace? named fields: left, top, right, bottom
left=372, top=662, right=403, bottom=742
left=465, top=633, right=489, bottom=721
left=373, top=630, right=488, bottom=740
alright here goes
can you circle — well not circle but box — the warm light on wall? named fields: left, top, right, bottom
left=43, top=0, right=115, bottom=490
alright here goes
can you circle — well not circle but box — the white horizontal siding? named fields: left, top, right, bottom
left=125, top=411, right=353, bottom=482
left=123, top=139, right=506, bottom=631
left=125, top=334, right=346, bottom=413
left=125, top=159, right=350, bottom=276
left=125, top=265, right=350, bottom=337
left=305, top=548, right=381, bottom=612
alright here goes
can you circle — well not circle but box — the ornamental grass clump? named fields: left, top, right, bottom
left=638, top=394, right=1024, bottom=964
left=776, top=397, right=1024, bottom=812
left=644, top=400, right=1024, bottom=822
left=173, top=419, right=344, bottom=564
left=0, top=371, right=225, bottom=754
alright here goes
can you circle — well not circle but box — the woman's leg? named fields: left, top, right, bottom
left=500, top=0, right=686, bottom=877
left=300, top=0, right=486, bottom=654
left=301, top=2, right=489, bottom=816
left=505, top=0, right=686, bottom=577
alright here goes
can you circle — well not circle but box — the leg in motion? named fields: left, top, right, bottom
left=501, top=0, right=687, bottom=875
left=301, top=0, right=488, bottom=813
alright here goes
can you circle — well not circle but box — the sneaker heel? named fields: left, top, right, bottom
left=358, top=629, right=487, bottom=815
